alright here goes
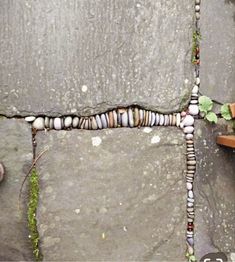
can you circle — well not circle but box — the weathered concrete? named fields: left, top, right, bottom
left=36, top=127, right=187, bottom=261
left=0, top=0, right=194, bottom=117
left=200, top=0, right=235, bottom=107
left=194, top=119, right=235, bottom=259
left=0, top=118, right=33, bottom=261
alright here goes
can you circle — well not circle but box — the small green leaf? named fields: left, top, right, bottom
left=205, top=112, right=218, bottom=124
left=221, top=104, right=232, bottom=120
left=189, top=255, right=196, bottom=262
left=199, top=96, right=213, bottom=113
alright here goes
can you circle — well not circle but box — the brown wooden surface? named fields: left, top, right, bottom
left=229, top=103, right=235, bottom=118
left=216, top=135, right=235, bottom=148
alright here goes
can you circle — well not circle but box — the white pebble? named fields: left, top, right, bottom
left=96, top=115, right=102, bottom=129
left=150, top=112, right=155, bottom=126
left=72, top=117, right=79, bottom=128
left=192, top=85, right=199, bottom=94
left=176, top=113, right=181, bottom=127
left=54, top=118, right=62, bottom=130
left=64, top=116, right=72, bottom=128
left=195, top=5, right=200, bottom=12
left=187, top=182, right=193, bottom=190
left=186, top=134, right=194, bottom=140
left=189, top=105, right=199, bottom=115
left=25, top=116, right=36, bottom=122
left=121, top=111, right=128, bottom=127
left=188, top=190, right=194, bottom=198
left=184, top=126, right=194, bottom=134
left=151, top=136, right=161, bottom=144
left=32, top=117, right=45, bottom=130
left=182, top=115, right=195, bottom=127
left=128, top=108, right=134, bottom=127
left=159, top=114, right=164, bottom=126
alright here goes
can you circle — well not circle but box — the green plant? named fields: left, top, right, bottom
left=186, top=252, right=197, bottom=262
left=199, top=96, right=233, bottom=125
left=28, top=168, right=43, bottom=261
left=192, top=31, right=201, bottom=64
left=199, top=96, right=217, bottom=123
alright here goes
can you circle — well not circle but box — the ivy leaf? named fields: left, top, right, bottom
left=221, top=104, right=232, bottom=120
left=199, top=96, right=213, bottom=113
left=205, top=112, right=218, bottom=124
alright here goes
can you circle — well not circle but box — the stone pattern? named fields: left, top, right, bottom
left=0, top=118, right=33, bottom=261
left=36, top=128, right=187, bottom=261
left=194, top=119, right=235, bottom=259
left=0, top=0, right=194, bottom=117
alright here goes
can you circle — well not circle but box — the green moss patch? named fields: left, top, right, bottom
left=28, top=168, right=43, bottom=261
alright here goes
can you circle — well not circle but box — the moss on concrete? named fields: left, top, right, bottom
left=28, top=168, right=43, bottom=261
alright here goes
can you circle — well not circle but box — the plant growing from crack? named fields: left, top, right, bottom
left=28, top=167, right=42, bottom=261
left=199, top=95, right=233, bottom=125
left=186, top=252, right=196, bottom=262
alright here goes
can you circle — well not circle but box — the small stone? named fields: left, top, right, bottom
left=172, top=114, right=176, bottom=126
left=181, top=111, right=187, bottom=117
left=148, top=111, right=152, bottom=126
left=192, top=85, right=199, bottom=94
left=25, top=116, right=36, bottom=122
left=184, top=126, right=194, bottom=134
left=195, top=0, right=200, bottom=4
left=195, top=78, right=200, bottom=85
left=176, top=113, right=181, bottom=127
left=187, top=207, right=194, bottom=213
left=182, top=115, right=194, bottom=127
left=188, top=218, right=193, bottom=223
left=187, top=237, right=194, bottom=246
left=187, top=160, right=196, bottom=165
left=195, top=5, right=200, bottom=12
left=164, top=115, right=169, bottom=126
left=144, top=111, right=149, bottom=126
left=187, top=182, right=193, bottom=190
left=196, top=12, right=200, bottom=20
left=139, top=109, right=144, bottom=126
left=187, top=148, right=194, bottom=152
left=121, top=111, right=128, bottom=127
left=64, top=116, right=72, bottom=128
left=191, top=93, right=198, bottom=98
left=44, top=117, right=49, bottom=128
left=134, top=108, right=139, bottom=126
left=188, top=197, right=194, bottom=203
left=32, top=117, right=45, bottom=130
left=187, top=144, right=194, bottom=148
left=108, top=111, right=114, bottom=128
left=189, top=105, right=199, bottom=115
left=101, top=114, right=108, bottom=129
left=186, top=134, right=194, bottom=140
left=155, top=113, right=160, bottom=125
left=190, top=100, right=198, bottom=105
left=49, top=118, right=54, bottom=129
left=188, top=202, right=194, bottom=207
left=79, top=117, right=84, bottom=128
left=105, top=113, right=110, bottom=127
left=128, top=108, right=134, bottom=127
left=186, top=140, right=194, bottom=144
left=169, top=114, right=173, bottom=125
left=113, top=110, right=118, bottom=128
left=150, top=112, right=155, bottom=127
left=90, top=117, right=97, bottom=130
left=72, top=117, right=79, bottom=128
left=84, top=118, right=89, bottom=129
left=54, top=118, right=62, bottom=130
left=159, top=114, right=164, bottom=126
left=188, top=190, right=194, bottom=198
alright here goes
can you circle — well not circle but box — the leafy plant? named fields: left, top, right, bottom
left=199, top=96, right=233, bottom=125
left=199, top=96, right=217, bottom=124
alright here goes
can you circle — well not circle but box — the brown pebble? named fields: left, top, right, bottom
left=187, top=160, right=196, bottom=165
left=91, top=117, right=98, bottom=130
left=188, top=166, right=196, bottom=170
left=144, top=111, right=149, bottom=126
left=113, top=110, right=118, bottom=128
left=186, top=140, right=194, bottom=144
left=172, top=114, right=176, bottom=126
left=134, top=108, right=139, bottom=126
left=108, top=111, right=114, bottom=128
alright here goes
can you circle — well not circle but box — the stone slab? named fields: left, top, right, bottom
left=0, top=118, right=33, bottom=261
left=0, top=0, right=194, bottom=117
left=194, top=119, right=235, bottom=259
left=36, top=127, right=186, bottom=261
left=200, top=0, right=235, bottom=108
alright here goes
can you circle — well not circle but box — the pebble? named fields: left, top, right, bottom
left=84, top=118, right=89, bottom=129
left=186, top=140, right=194, bottom=144
left=155, top=113, right=160, bottom=125
left=184, top=126, right=194, bottom=134
left=95, top=115, right=102, bottom=129
left=91, top=116, right=98, bottom=130
left=72, top=117, right=79, bottom=128
left=64, top=116, right=72, bottom=128
left=164, top=115, right=169, bottom=126
left=121, top=111, right=128, bottom=127
left=195, top=77, right=200, bottom=85
left=188, top=190, right=194, bottom=198
left=188, top=202, right=194, bottom=207
left=187, top=182, right=193, bottom=190
left=148, top=111, right=152, bottom=126
left=187, top=160, right=196, bottom=165
left=144, top=111, right=149, bottom=126
left=195, top=0, right=200, bottom=4
left=190, top=100, right=198, bottom=105
left=150, top=112, right=155, bottom=127
left=188, top=197, right=194, bottom=203
left=169, top=114, right=173, bottom=125
left=181, top=111, right=187, bottom=117
left=186, top=134, right=194, bottom=140
left=172, top=114, right=176, bottom=126
left=101, top=114, right=108, bottom=129
left=188, top=245, right=194, bottom=255
left=189, top=105, right=199, bottom=115
left=188, top=166, right=196, bottom=170
left=139, top=109, right=144, bottom=126
left=134, top=108, right=139, bottom=126
left=195, top=5, right=200, bottom=12
left=159, top=114, right=164, bottom=126
left=32, top=117, right=45, bottom=130
left=108, top=111, right=114, bottom=128
left=187, top=237, right=194, bottom=246
left=188, top=218, right=193, bottom=223
left=182, top=115, right=195, bottom=127
left=49, top=118, right=54, bottom=129
left=54, top=118, right=62, bottom=130
left=196, top=12, right=200, bottom=20
left=113, top=110, right=118, bottom=127
left=192, top=85, right=199, bottom=94
left=25, top=116, right=36, bottom=122
left=128, top=109, right=134, bottom=127
left=176, top=113, right=181, bottom=127
left=105, top=113, right=110, bottom=127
